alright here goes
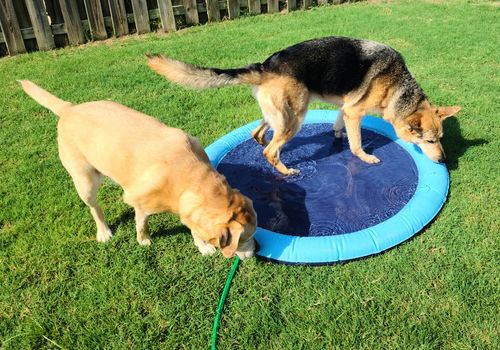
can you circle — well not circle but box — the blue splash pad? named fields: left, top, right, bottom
left=206, top=110, right=449, bottom=265
left=218, top=125, right=418, bottom=237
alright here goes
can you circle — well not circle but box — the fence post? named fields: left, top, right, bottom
left=248, top=0, right=261, bottom=15
left=182, top=0, right=199, bottom=25
left=302, top=0, right=312, bottom=9
left=267, top=0, right=279, bottom=13
left=131, top=0, right=150, bottom=34
left=107, top=0, right=129, bottom=36
left=227, top=0, right=240, bottom=19
left=206, top=0, right=220, bottom=22
left=83, top=0, right=107, bottom=40
left=0, top=0, right=27, bottom=55
left=25, top=0, right=56, bottom=50
left=59, top=0, right=85, bottom=45
left=287, top=0, right=296, bottom=11
left=318, top=0, right=328, bottom=5
left=157, top=0, right=176, bottom=32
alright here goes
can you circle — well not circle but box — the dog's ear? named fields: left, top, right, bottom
left=407, top=114, right=422, bottom=134
left=436, top=106, right=461, bottom=120
left=218, top=221, right=243, bottom=258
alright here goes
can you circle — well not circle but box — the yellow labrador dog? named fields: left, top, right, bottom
left=19, top=80, right=256, bottom=259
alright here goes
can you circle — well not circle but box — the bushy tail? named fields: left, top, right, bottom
left=18, top=80, right=72, bottom=116
left=146, top=54, right=264, bottom=89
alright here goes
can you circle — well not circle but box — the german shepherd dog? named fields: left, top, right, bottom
left=147, top=37, right=460, bottom=175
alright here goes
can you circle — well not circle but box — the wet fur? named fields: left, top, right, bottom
left=147, top=37, right=460, bottom=174
left=18, top=80, right=257, bottom=259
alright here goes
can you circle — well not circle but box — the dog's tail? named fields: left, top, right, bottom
left=146, top=53, right=265, bottom=89
left=18, top=80, right=72, bottom=116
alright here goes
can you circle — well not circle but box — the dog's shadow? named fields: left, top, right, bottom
left=109, top=209, right=187, bottom=238
left=442, top=117, right=487, bottom=171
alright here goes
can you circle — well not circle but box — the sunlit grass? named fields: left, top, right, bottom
left=0, top=1, right=498, bottom=349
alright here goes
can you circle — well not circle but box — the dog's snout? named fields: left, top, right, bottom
left=430, top=154, right=445, bottom=163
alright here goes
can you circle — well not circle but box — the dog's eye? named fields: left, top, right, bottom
left=427, top=140, right=436, bottom=144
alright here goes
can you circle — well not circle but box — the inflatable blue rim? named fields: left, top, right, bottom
left=205, top=110, right=449, bottom=265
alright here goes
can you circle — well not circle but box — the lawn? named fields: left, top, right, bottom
left=0, top=0, right=498, bottom=349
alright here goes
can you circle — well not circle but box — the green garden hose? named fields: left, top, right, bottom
left=211, top=255, right=240, bottom=350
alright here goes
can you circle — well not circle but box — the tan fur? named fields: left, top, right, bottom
left=251, top=75, right=310, bottom=175
left=19, top=80, right=256, bottom=259
left=338, top=76, right=396, bottom=163
left=147, top=55, right=264, bottom=88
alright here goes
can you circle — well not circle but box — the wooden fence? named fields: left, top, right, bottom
left=0, top=0, right=355, bottom=57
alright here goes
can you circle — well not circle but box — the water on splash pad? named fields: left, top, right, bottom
left=217, top=123, right=418, bottom=237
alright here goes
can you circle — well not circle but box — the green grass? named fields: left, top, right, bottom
left=1, top=0, right=499, bottom=349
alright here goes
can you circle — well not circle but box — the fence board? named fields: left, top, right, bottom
left=25, top=0, right=56, bottom=50
left=83, top=0, right=107, bottom=40
left=157, top=0, right=176, bottom=32
left=131, top=0, right=150, bottom=34
left=267, top=0, right=278, bottom=13
left=206, top=0, right=220, bottom=22
left=108, top=0, right=129, bottom=36
left=302, top=0, right=312, bottom=9
left=59, top=0, right=85, bottom=45
left=227, top=0, right=239, bottom=19
left=100, top=0, right=110, bottom=16
left=182, top=0, right=199, bottom=25
left=10, top=1, right=35, bottom=55
left=76, top=0, right=86, bottom=20
left=248, top=0, right=260, bottom=14
left=287, top=0, right=296, bottom=11
left=0, top=0, right=27, bottom=55
left=318, top=0, right=328, bottom=5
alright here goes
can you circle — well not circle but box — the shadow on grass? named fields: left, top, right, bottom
left=154, top=224, right=188, bottom=238
left=443, top=117, right=488, bottom=171
left=109, top=209, right=188, bottom=238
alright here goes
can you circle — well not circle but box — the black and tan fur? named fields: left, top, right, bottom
left=147, top=37, right=460, bottom=175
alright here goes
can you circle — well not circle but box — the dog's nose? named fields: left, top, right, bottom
left=437, top=154, right=446, bottom=163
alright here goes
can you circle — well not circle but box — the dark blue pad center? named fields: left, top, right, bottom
left=217, top=123, right=418, bottom=237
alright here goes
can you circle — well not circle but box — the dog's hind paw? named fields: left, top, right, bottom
left=284, top=168, right=300, bottom=176
left=334, top=130, right=346, bottom=139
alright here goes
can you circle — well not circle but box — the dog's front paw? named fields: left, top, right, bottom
left=236, top=249, right=255, bottom=260
left=96, top=228, right=113, bottom=243
left=236, top=239, right=256, bottom=260
left=359, top=153, right=380, bottom=164
left=138, top=237, right=152, bottom=246
left=197, top=242, right=217, bottom=256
